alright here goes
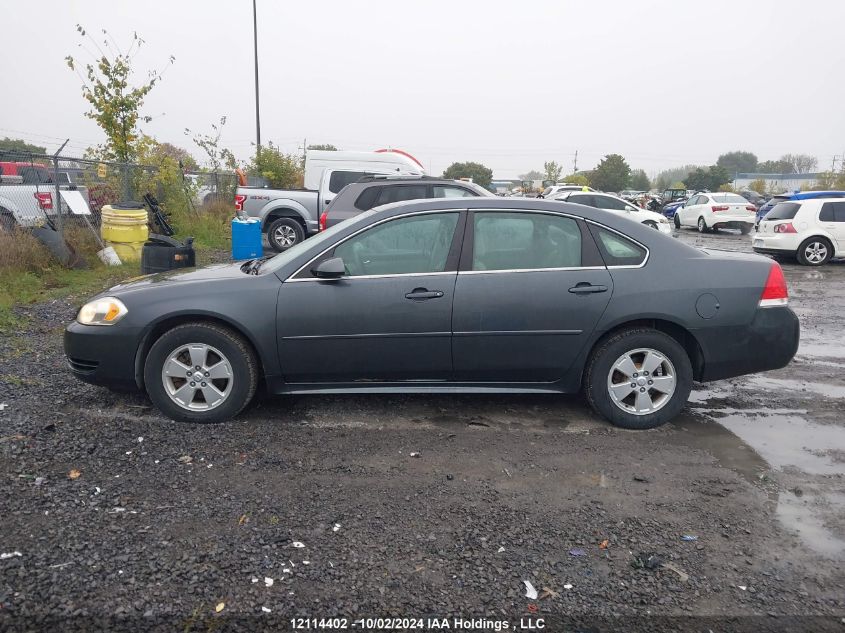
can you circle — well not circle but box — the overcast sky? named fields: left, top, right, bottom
left=3, top=0, right=844, bottom=179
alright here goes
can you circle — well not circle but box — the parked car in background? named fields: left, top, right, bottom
left=234, top=149, right=425, bottom=251
left=753, top=197, right=845, bottom=265
left=65, top=197, right=798, bottom=430
left=538, top=184, right=594, bottom=198
left=0, top=162, right=89, bottom=230
left=674, top=192, right=756, bottom=233
left=756, top=190, right=845, bottom=225
left=661, top=198, right=688, bottom=219
left=738, top=189, right=766, bottom=208
left=555, top=191, right=672, bottom=234
left=661, top=188, right=687, bottom=204
left=321, top=175, right=493, bottom=230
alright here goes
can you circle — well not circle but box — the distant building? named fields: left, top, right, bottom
left=734, top=173, right=823, bottom=193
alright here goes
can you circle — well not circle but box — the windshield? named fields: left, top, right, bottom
left=711, top=193, right=749, bottom=204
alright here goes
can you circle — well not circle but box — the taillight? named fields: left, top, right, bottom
left=234, top=194, right=246, bottom=212
left=774, top=223, right=797, bottom=234
left=746, top=205, right=756, bottom=212
left=319, top=210, right=328, bottom=231
left=34, top=192, right=53, bottom=209
left=711, top=205, right=729, bottom=212
left=759, top=263, right=788, bottom=307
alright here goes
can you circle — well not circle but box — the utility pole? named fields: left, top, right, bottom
left=573, top=150, right=578, bottom=174
left=253, top=0, right=261, bottom=148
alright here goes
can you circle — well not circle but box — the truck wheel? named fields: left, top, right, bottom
left=267, top=217, right=305, bottom=252
left=0, top=209, right=16, bottom=233
left=584, top=328, right=693, bottom=430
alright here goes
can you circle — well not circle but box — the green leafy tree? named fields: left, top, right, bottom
left=562, top=173, right=590, bottom=186
left=686, top=165, right=732, bottom=191
left=307, top=144, right=338, bottom=151
left=629, top=169, right=650, bottom=191
left=157, top=142, right=197, bottom=170
left=748, top=178, right=767, bottom=195
left=590, top=154, right=631, bottom=192
left=543, top=161, right=563, bottom=183
left=757, top=159, right=792, bottom=173
left=442, top=161, right=493, bottom=188
left=654, top=165, right=702, bottom=190
left=519, top=170, right=544, bottom=181
left=185, top=116, right=236, bottom=172
left=65, top=25, right=174, bottom=162
left=716, top=151, right=758, bottom=175
left=0, top=137, right=47, bottom=158
left=248, top=142, right=303, bottom=189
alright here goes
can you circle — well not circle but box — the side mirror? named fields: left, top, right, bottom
left=311, top=257, right=346, bottom=279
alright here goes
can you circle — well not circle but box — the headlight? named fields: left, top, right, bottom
left=77, top=297, right=128, bottom=326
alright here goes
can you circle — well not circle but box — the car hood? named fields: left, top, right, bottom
left=108, top=262, right=247, bottom=293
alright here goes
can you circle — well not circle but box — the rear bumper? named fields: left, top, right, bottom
left=695, top=306, right=799, bottom=381
left=751, top=233, right=800, bottom=255
left=64, top=321, right=143, bottom=390
left=710, top=217, right=755, bottom=229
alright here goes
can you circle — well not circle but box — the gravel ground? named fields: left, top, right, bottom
left=1, top=229, right=844, bottom=632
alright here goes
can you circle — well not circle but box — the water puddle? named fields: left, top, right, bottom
left=672, top=411, right=845, bottom=558
left=744, top=375, right=845, bottom=399
left=796, top=341, right=845, bottom=360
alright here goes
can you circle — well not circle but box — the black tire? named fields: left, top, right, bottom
left=673, top=214, right=681, bottom=229
left=584, top=328, right=693, bottom=430
left=796, top=236, right=832, bottom=266
left=144, top=322, right=258, bottom=423
left=697, top=217, right=709, bottom=233
left=739, top=224, right=751, bottom=235
left=266, top=217, right=305, bottom=252
left=0, top=209, right=16, bottom=234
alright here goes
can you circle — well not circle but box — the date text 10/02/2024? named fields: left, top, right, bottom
left=290, top=617, right=546, bottom=630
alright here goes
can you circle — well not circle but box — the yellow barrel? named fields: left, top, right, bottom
left=101, top=203, right=149, bottom=262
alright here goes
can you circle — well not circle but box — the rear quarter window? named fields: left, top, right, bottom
left=588, top=225, right=647, bottom=267
left=354, top=187, right=381, bottom=211
left=766, top=202, right=801, bottom=220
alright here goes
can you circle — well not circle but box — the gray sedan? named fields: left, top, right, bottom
left=65, top=198, right=799, bottom=429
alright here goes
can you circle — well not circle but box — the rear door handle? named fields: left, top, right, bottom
left=568, top=283, right=608, bottom=294
left=405, top=288, right=444, bottom=300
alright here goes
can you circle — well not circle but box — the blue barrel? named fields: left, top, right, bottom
left=231, top=218, right=263, bottom=260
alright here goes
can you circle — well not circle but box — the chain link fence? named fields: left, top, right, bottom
left=0, top=150, right=237, bottom=239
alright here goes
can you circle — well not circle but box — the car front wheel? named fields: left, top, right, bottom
left=144, top=322, right=258, bottom=423
left=796, top=237, right=832, bottom=266
left=673, top=214, right=681, bottom=229
left=697, top=217, right=709, bottom=233
left=584, top=328, right=693, bottom=430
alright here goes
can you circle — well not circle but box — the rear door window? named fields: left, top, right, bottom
left=354, top=187, right=381, bottom=211
left=374, top=184, right=428, bottom=206
left=820, top=201, right=845, bottom=222
left=471, top=212, right=582, bottom=271
left=566, top=194, right=595, bottom=207
left=767, top=202, right=801, bottom=220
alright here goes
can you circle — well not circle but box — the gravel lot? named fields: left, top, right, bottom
left=1, top=228, right=844, bottom=631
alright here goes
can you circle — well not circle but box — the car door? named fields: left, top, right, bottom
left=819, top=201, right=845, bottom=253
left=680, top=196, right=700, bottom=226
left=451, top=209, right=613, bottom=382
left=277, top=211, right=464, bottom=383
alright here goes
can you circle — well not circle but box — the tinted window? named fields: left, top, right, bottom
left=819, top=201, right=845, bottom=222
left=593, top=195, right=627, bottom=211
left=432, top=185, right=477, bottom=199
left=567, top=194, right=595, bottom=206
left=712, top=193, right=749, bottom=204
left=328, top=171, right=370, bottom=194
left=375, top=184, right=428, bottom=206
left=354, top=187, right=381, bottom=211
left=472, top=212, right=581, bottom=271
left=334, top=212, right=459, bottom=277
left=18, top=166, right=53, bottom=184
left=589, top=225, right=647, bottom=267
left=766, top=202, right=801, bottom=220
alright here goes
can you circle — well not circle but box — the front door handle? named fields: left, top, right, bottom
left=568, top=283, right=608, bottom=294
left=405, top=288, right=444, bottom=300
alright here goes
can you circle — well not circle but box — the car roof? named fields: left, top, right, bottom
left=790, top=190, right=845, bottom=200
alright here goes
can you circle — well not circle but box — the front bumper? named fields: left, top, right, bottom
left=64, top=321, right=144, bottom=390
left=695, top=306, right=799, bottom=382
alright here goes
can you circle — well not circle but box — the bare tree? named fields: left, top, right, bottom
left=780, top=154, right=818, bottom=174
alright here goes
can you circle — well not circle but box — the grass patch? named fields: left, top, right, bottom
left=169, top=200, right=234, bottom=251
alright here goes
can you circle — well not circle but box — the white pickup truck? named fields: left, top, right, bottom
left=234, top=149, right=425, bottom=251
left=0, top=163, right=89, bottom=231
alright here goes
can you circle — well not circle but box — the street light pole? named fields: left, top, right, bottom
left=253, top=0, right=261, bottom=148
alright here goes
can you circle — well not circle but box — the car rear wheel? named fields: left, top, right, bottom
left=267, top=217, right=305, bottom=252
left=697, top=217, right=709, bottom=233
left=739, top=224, right=751, bottom=235
left=144, top=322, right=258, bottom=423
left=796, top=237, right=832, bottom=266
left=584, top=328, right=693, bottom=430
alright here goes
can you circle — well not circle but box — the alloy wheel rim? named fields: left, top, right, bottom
left=274, top=225, right=297, bottom=247
left=607, top=347, right=676, bottom=416
left=161, top=343, right=233, bottom=411
left=805, top=242, right=827, bottom=263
